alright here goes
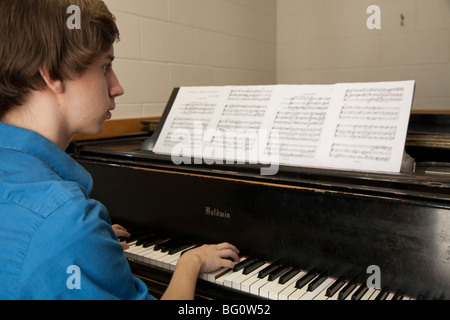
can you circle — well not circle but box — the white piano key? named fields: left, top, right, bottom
left=367, top=288, right=380, bottom=300
left=240, top=263, right=272, bottom=293
left=215, top=272, right=229, bottom=285
left=141, top=246, right=157, bottom=265
left=312, top=278, right=337, bottom=300
left=142, top=247, right=164, bottom=266
left=223, top=269, right=246, bottom=288
left=259, top=279, right=281, bottom=299
left=149, top=250, right=171, bottom=267
left=169, top=256, right=180, bottom=271
left=277, top=272, right=307, bottom=300
left=287, top=283, right=310, bottom=300
left=125, top=244, right=148, bottom=260
left=344, top=285, right=360, bottom=300
left=123, top=242, right=139, bottom=256
left=386, top=292, right=395, bottom=300
left=123, top=241, right=137, bottom=252
left=249, top=276, right=274, bottom=296
left=353, top=286, right=373, bottom=300
left=164, top=245, right=196, bottom=271
left=135, top=247, right=156, bottom=263
left=220, top=258, right=248, bottom=287
left=202, top=267, right=231, bottom=283
left=160, top=253, right=181, bottom=270
left=231, top=264, right=268, bottom=291
left=154, top=251, right=173, bottom=268
left=269, top=271, right=306, bottom=300
left=259, top=270, right=297, bottom=299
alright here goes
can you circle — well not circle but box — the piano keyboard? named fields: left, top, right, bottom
left=122, top=231, right=419, bottom=300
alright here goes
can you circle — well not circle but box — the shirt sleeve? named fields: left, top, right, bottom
left=19, top=196, right=156, bottom=300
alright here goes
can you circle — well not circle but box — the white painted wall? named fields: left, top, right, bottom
left=277, top=0, right=450, bottom=111
left=104, top=0, right=449, bottom=119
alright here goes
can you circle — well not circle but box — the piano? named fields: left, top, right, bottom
left=69, top=112, right=450, bottom=300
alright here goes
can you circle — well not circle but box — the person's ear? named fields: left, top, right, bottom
left=39, top=66, right=65, bottom=94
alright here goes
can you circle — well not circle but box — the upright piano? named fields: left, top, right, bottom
left=69, top=113, right=450, bottom=300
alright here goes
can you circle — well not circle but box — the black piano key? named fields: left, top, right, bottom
left=416, top=294, right=425, bottom=300
left=233, top=258, right=258, bottom=272
left=392, top=289, right=404, bottom=300
left=135, top=234, right=151, bottom=246
left=279, top=268, right=301, bottom=285
left=163, top=238, right=190, bottom=253
left=326, top=276, right=346, bottom=297
left=374, top=287, right=390, bottom=300
left=143, top=237, right=165, bottom=248
left=136, top=234, right=160, bottom=246
left=168, top=243, right=195, bottom=255
left=243, top=261, right=265, bottom=275
left=146, top=237, right=170, bottom=250
left=128, top=232, right=151, bottom=244
left=159, top=238, right=181, bottom=252
left=258, top=262, right=281, bottom=279
left=154, top=238, right=173, bottom=251
left=129, top=228, right=156, bottom=242
left=268, top=265, right=291, bottom=282
left=307, top=274, right=327, bottom=292
left=338, top=282, right=357, bottom=300
left=295, top=270, right=317, bottom=289
left=352, top=285, right=369, bottom=300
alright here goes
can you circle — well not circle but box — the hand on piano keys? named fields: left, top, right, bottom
left=185, top=242, right=241, bottom=274
left=122, top=229, right=420, bottom=300
left=112, top=224, right=131, bottom=250
left=120, top=227, right=240, bottom=300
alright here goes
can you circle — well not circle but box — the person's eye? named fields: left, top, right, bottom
left=103, top=63, right=112, bottom=73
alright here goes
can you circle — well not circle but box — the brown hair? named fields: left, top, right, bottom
left=0, top=0, right=119, bottom=119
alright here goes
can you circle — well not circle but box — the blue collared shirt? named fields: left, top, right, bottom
left=0, top=122, right=156, bottom=300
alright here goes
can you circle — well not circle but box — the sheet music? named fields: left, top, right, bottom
left=318, top=81, right=415, bottom=173
left=153, top=81, right=415, bottom=174
left=207, top=86, right=277, bottom=164
left=262, top=85, right=333, bottom=167
left=154, top=86, right=225, bottom=159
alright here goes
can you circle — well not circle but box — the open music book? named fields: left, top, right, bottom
left=152, top=81, right=415, bottom=175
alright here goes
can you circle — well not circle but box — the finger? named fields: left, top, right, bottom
left=221, top=259, right=236, bottom=270
left=112, top=224, right=128, bottom=232
left=112, top=225, right=131, bottom=238
left=216, top=242, right=239, bottom=254
left=115, top=229, right=131, bottom=238
left=218, top=249, right=241, bottom=265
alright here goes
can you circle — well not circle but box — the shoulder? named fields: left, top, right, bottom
left=0, top=146, right=91, bottom=219
left=1, top=179, right=89, bottom=219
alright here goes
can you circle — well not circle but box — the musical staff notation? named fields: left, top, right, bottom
left=153, top=81, right=415, bottom=174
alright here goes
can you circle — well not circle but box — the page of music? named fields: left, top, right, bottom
left=153, top=81, right=415, bottom=174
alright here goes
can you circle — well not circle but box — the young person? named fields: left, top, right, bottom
left=0, top=0, right=239, bottom=300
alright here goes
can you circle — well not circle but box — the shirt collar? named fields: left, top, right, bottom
left=0, top=122, right=93, bottom=195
